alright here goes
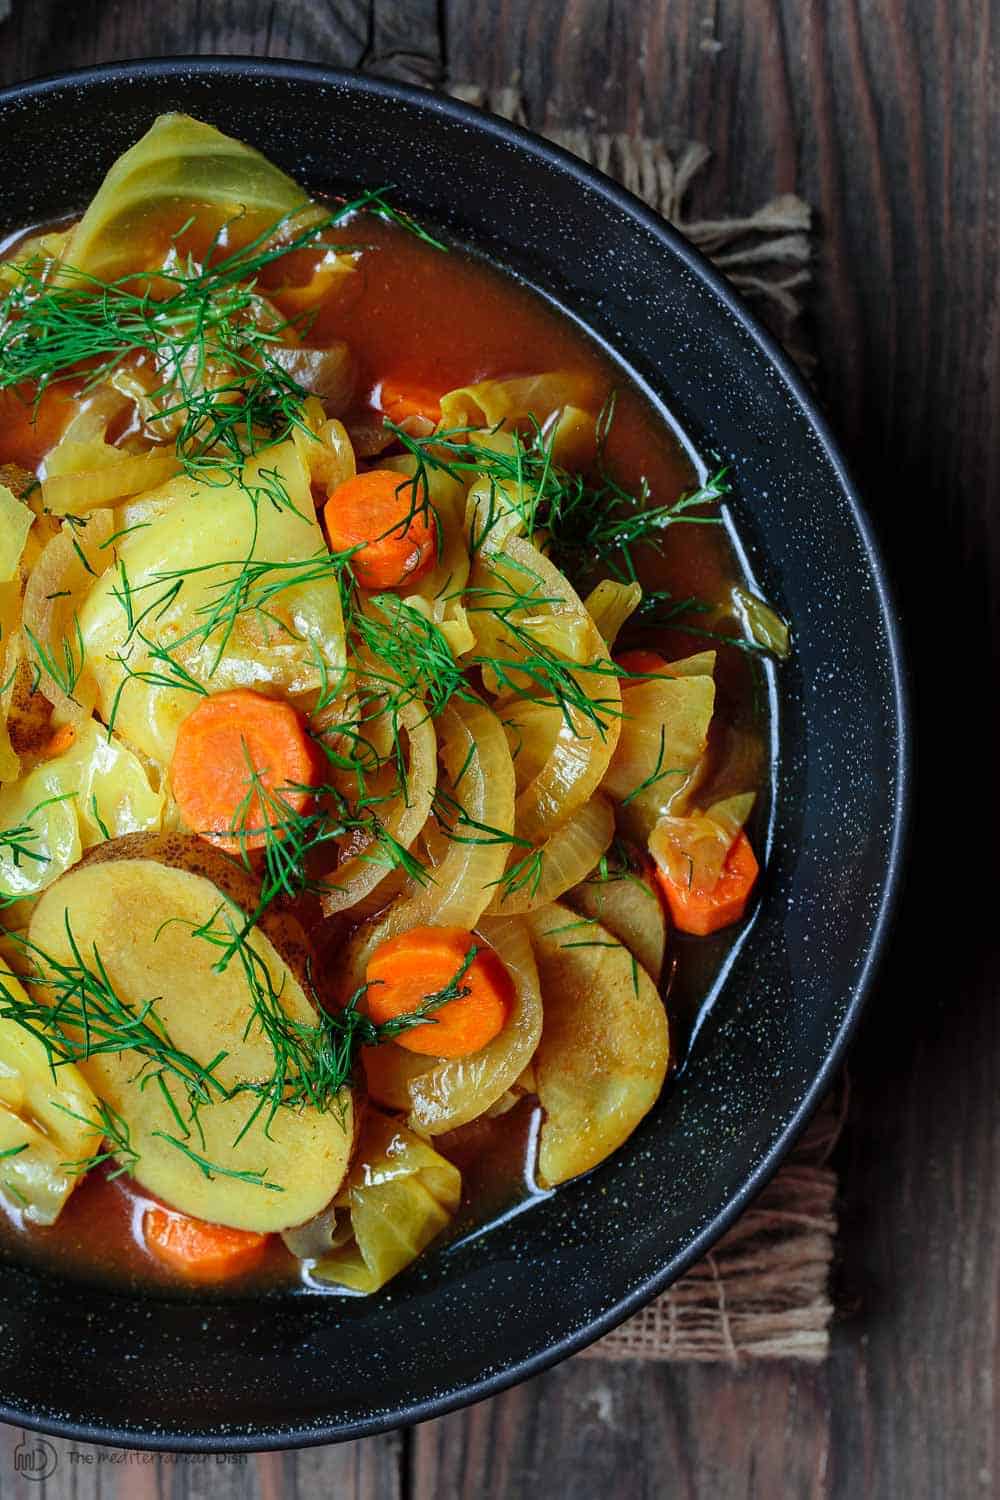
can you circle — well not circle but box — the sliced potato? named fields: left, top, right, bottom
left=27, top=833, right=355, bottom=1232
left=525, top=902, right=669, bottom=1187
left=565, top=865, right=667, bottom=982
left=0, top=970, right=102, bottom=1224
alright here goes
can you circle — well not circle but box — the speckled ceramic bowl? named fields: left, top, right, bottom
left=0, top=59, right=909, bottom=1449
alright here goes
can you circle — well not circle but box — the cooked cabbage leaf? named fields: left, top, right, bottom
left=64, top=113, right=316, bottom=281
left=311, top=1110, right=461, bottom=1294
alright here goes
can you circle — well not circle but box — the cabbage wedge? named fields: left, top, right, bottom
left=64, top=113, right=318, bottom=281
left=310, top=1111, right=461, bottom=1294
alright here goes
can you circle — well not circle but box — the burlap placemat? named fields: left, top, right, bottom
left=449, top=84, right=835, bottom=1366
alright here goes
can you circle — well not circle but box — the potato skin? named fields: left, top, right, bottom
left=30, top=832, right=359, bottom=1231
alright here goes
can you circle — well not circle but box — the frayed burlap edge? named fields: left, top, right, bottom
left=448, top=84, right=813, bottom=370
left=449, top=83, right=833, bottom=1364
left=579, top=1086, right=844, bottom=1364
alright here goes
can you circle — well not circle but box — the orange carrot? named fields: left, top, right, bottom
left=654, top=830, right=759, bottom=937
left=616, top=649, right=668, bottom=676
left=170, top=688, right=319, bottom=851
left=324, top=469, right=437, bottom=591
left=378, top=379, right=442, bottom=429
left=40, top=723, right=76, bottom=760
left=364, top=925, right=513, bottom=1057
left=143, top=1204, right=270, bottom=1281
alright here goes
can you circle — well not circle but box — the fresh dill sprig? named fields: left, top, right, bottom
left=23, top=619, right=86, bottom=703
left=0, top=918, right=230, bottom=1119
left=152, top=1130, right=283, bottom=1193
left=0, top=189, right=442, bottom=500
left=56, top=1097, right=140, bottom=1180
left=385, top=399, right=727, bottom=584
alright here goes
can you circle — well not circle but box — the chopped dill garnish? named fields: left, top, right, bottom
left=0, top=918, right=230, bottom=1123
left=23, top=618, right=86, bottom=703
left=152, top=1131, right=283, bottom=1192
left=56, top=1098, right=139, bottom=1179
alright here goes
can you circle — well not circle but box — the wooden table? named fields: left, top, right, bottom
left=0, top=4, right=990, bottom=1497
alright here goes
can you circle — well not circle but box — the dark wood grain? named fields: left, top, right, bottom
left=0, top=2, right=994, bottom=1497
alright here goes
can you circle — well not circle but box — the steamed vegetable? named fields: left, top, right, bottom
left=310, top=1110, right=461, bottom=1294
left=602, top=650, right=716, bottom=837
left=354, top=913, right=543, bottom=1136
left=652, top=823, right=759, bottom=936
left=27, top=833, right=356, bottom=1231
left=324, top=469, right=437, bottom=591
left=142, top=1203, right=270, bottom=1281
left=364, top=925, right=514, bottom=1057
left=63, top=112, right=318, bottom=281
left=170, top=688, right=319, bottom=850
left=566, top=854, right=667, bottom=982
left=525, top=902, right=669, bottom=1187
left=0, top=717, right=163, bottom=903
left=77, top=440, right=346, bottom=768
left=0, top=970, right=102, bottom=1224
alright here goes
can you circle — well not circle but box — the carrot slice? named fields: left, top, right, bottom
left=616, top=649, right=668, bottom=676
left=324, top=469, right=437, bottom=591
left=654, top=830, right=759, bottom=937
left=364, top=925, right=513, bottom=1057
left=378, top=379, right=442, bottom=429
left=170, top=688, right=318, bottom=852
left=143, top=1204, right=270, bottom=1282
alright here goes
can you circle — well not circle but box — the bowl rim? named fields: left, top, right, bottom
left=0, top=55, right=912, bottom=1451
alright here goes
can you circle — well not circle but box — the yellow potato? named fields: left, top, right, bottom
left=525, top=901, right=669, bottom=1187
left=0, top=971, right=102, bottom=1224
left=565, top=866, right=667, bottom=982
left=28, top=833, right=355, bottom=1231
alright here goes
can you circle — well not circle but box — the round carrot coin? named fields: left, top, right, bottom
left=170, top=687, right=318, bottom=851
left=324, top=469, right=437, bottom=590
left=143, top=1204, right=270, bottom=1281
left=364, top=925, right=514, bottom=1057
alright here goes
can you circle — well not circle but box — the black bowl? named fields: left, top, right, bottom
left=0, top=58, right=909, bottom=1449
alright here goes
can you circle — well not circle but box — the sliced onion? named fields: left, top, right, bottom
left=649, top=792, right=755, bottom=894
left=566, top=859, right=667, bottom=982
left=487, top=793, right=614, bottom=916
left=329, top=695, right=517, bottom=988
left=603, top=653, right=716, bottom=840
left=584, top=579, right=642, bottom=647
left=320, top=696, right=436, bottom=916
left=270, top=341, right=355, bottom=415
left=469, top=537, right=621, bottom=843
left=41, top=448, right=181, bottom=516
left=407, top=913, right=543, bottom=1134
left=22, top=510, right=114, bottom=721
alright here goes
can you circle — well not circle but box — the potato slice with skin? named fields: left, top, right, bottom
left=28, top=833, right=355, bottom=1232
left=525, top=901, right=669, bottom=1188
left=0, top=972, right=102, bottom=1224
